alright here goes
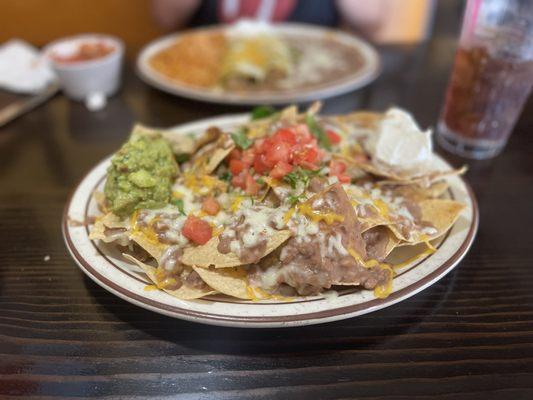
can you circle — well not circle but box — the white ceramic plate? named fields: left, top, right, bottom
left=63, top=114, right=478, bottom=328
left=136, top=23, right=380, bottom=105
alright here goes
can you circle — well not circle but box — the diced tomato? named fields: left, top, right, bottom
left=327, top=130, right=342, bottom=144
left=329, top=160, right=350, bottom=184
left=275, top=128, right=297, bottom=145
left=229, top=159, right=245, bottom=175
left=201, top=197, right=220, bottom=215
left=245, top=174, right=261, bottom=195
left=231, top=171, right=247, bottom=189
left=269, top=161, right=293, bottom=179
left=253, top=153, right=269, bottom=174
left=241, top=149, right=255, bottom=166
left=294, top=124, right=313, bottom=142
left=337, top=174, right=351, bottom=183
left=329, top=160, right=346, bottom=175
left=293, top=146, right=318, bottom=166
left=264, top=140, right=291, bottom=167
left=227, top=123, right=323, bottom=191
left=228, top=148, right=241, bottom=160
left=182, top=216, right=212, bottom=245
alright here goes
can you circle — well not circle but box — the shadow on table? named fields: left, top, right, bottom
left=82, top=268, right=458, bottom=356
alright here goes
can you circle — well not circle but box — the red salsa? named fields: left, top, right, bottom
left=51, top=41, right=115, bottom=64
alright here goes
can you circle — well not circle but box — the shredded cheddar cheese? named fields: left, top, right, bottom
left=230, top=196, right=244, bottom=213
left=298, top=203, right=344, bottom=225
left=246, top=286, right=292, bottom=302
left=374, top=264, right=394, bottom=299
left=348, top=247, right=364, bottom=264
left=182, top=172, right=227, bottom=195
left=393, top=240, right=437, bottom=270
left=212, top=226, right=224, bottom=237
left=373, top=199, right=389, bottom=217
left=421, top=235, right=437, bottom=252
left=348, top=248, right=379, bottom=269
left=283, top=207, right=296, bottom=224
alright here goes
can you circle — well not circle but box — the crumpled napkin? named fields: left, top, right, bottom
left=0, top=39, right=56, bottom=94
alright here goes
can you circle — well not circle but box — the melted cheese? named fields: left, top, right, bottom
left=348, top=247, right=380, bottom=269
left=230, top=196, right=244, bottom=213
left=182, top=173, right=227, bottom=196
left=373, top=199, right=389, bottom=217
left=237, top=206, right=276, bottom=248
left=327, top=233, right=348, bottom=256
left=298, top=203, right=344, bottom=225
left=283, top=207, right=296, bottom=224
left=393, top=241, right=437, bottom=270
left=130, top=211, right=162, bottom=246
left=374, top=264, right=394, bottom=299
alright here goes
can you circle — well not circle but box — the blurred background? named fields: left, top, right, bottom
left=0, top=0, right=454, bottom=56
left=0, top=0, right=165, bottom=57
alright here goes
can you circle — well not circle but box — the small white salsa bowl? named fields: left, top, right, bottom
left=43, top=34, right=124, bottom=106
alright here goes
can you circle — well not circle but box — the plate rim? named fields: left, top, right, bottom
left=135, top=22, right=381, bottom=105
left=62, top=114, right=479, bottom=328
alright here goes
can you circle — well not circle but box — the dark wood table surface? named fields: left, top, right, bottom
left=1, top=15, right=533, bottom=400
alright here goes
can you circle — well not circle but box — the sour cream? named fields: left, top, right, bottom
left=365, top=108, right=433, bottom=175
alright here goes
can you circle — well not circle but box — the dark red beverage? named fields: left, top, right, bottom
left=442, top=46, right=533, bottom=145
left=437, top=0, right=533, bottom=159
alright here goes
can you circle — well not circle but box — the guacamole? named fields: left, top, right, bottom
left=104, top=135, right=178, bottom=217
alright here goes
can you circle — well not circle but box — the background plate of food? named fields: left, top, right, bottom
left=136, top=21, right=380, bottom=105
left=63, top=105, right=478, bottom=328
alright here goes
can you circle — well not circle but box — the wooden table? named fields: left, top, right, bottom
left=1, top=29, right=533, bottom=400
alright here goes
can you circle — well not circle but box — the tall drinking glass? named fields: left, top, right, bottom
left=437, top=0, right=533, bottom=159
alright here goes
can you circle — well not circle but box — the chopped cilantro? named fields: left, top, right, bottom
left=231, top=128, right=252, bottom=150
left=175, top=153, right=190, bottom=163
left=306, top=113, right=331, bottom=150
left=256, top=177, right=265, bottom=185
left=287, top=193, right=305, bottom=205
left=219, top=171, right=232, bottom=182
left=171, top=198, right=186, bottom=215
left=251, top=105, right=276, bottom=120
left=283, top=167, right=323, bottom=189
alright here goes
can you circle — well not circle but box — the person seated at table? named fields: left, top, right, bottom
left=151, top=0, right=435, bottom=43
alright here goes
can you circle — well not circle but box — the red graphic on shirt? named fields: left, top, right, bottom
left=217, top=0, right=297, bottom=23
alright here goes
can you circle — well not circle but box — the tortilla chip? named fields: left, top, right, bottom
left=338, top=111, right=382, bottom=130
left=93, top=191, right=108, bottom=213
left=279, top=105, right=298, bottom=124
left=89, top=212, right=130, bottom=245
left=363, top=225, right=400, bottom=261
left=344, top=186, right=390, bottom=232
left=390, top=199, right=465, bottom=243
left=123, top=254, right=215, bottom=299
left=187, top=132, right=235, bottom=175
left=369, top=164, right=467, bottom=186
left=181, top=230, right=292, bottom=268
left=129, top=230, right=167, bottom=262
left=306, top=101, right=322, bottom=116
left=131, top=124, right=219, bottom=155
left=385, top=181, right=450, bottom=200
left=88, top=219, right=108, bottom=241
left=339, top=151, right=466, bottom=186
left=192, top=266, right=254, bottom=300
left=419, top=199, right=465, bottom=239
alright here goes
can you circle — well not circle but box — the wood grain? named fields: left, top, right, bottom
left=1, top=7, right=533, bottom=399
